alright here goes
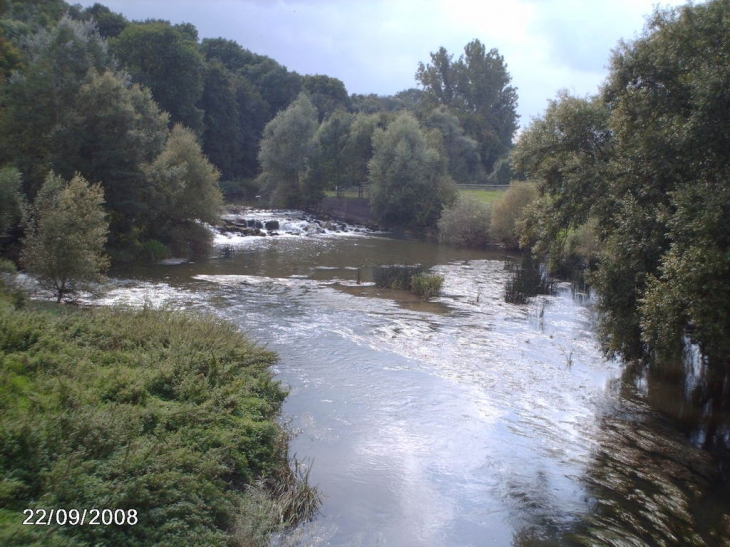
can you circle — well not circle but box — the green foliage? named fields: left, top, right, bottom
left=512, top=92, right=612, bottom=258
left=489, top=181, right=538, bottom=249
left=424, top=105, right=484, bottom=183
left=21, top=172, right=109, bottom=303
left=77, top=3, right=128, bottom=39
left=0, top=166, right=23, bottom=236
left=416, top=39, right=518, bottom=176
left=0, top=15, right=113, bottom=197
left=372, top=265, right=443, bottom=300
left=111, top=20, right=205, bottom=133
left=373, top=264, right=424, bottom=291
left=302, top=74, right=351, bottom=122
left=135, top=239, right=172, bottom=263
left=256, top=93, right=319, bottom=208
left=0, top=302, right=315, bottom=546
left=410, top=273, right=444, bottom=299
left=307, top=109, right=354, bottom=200
left=143, top=124, right=222, bottom=257
left=50, top=70, right=169, bottom=242
left=368, top=112, right=454, bottom=228
left=514, top=1, right=730, bottom=369
left=438, top=194, right=492, bottom=248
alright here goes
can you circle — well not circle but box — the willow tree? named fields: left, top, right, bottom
left=256, top=93, right=318, bottom=208
left=368, top=112, right=455, bottom=229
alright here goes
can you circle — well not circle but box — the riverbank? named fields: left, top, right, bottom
left=0, top=293, right=317, bottom=546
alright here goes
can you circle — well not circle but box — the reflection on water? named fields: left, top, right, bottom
left=97, top=211, right=729, bottom=546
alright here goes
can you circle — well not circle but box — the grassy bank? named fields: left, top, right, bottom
left=0, top=296, right=316, bottom=546
left=457, top=188, right=505, bottom=205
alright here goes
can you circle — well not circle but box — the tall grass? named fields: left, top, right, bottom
left=373, top=264, right=424, bottom=290
left=505, top=254, right=554, bottom=304
left=373, top=264, right=444, bottom=299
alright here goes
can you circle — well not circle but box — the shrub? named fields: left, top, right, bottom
left=135, top=239, right=172, bottom=262
left=438, top=195, right=492, bottom=247
left=411, top=273, right=444, bottom=299
left=490, top=181, right=538, bottom=248
left=0, top=304, right=318, bottom=546
left=373, top=264, right=424, bottom=290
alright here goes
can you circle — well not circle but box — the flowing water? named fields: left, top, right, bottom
left=96, top=210, right=729, bottom=546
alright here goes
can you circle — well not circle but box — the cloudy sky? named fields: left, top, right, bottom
left=75, top=0, right=693, bottom=128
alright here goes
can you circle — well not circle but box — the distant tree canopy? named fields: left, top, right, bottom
left=514, top=0, right=730, bottom=372
left=417, top=39, right=518, bottom=177
left=111, top=20, right=206, bottom=133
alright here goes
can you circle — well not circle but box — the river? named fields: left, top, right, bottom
left=98, top=210, right=729, bottom=546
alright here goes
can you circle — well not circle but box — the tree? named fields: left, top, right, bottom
left=368, top=111, right=454, bottom=228
left=307, top=110, right=353, bottom=197
left=111, top=20, right=205, bottom=133
left=47, top=70, right=169, bottom=245
left=78, top=3, right=128, bottom=39
left=256, top=93, right=318, bottom=208
left=599, top=0, right=730, bottom=365
left=302, top=74, right=351, bottom=122
left=417, top=39, right=518, bottom=176
left=143, top=124, right=222, bottom=257
left=0, top=166, right=23, bottom=237
left=21, top=172, right=109, bottom=303
left=424, top=105, right=483, bottom=183
left=0, top=15, right=113, bottom=197
left=512, top=91, right=612, bottom=258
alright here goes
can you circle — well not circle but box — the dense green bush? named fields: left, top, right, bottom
left=437, top=195, right=492, bottom=248
left=135, top=239, right=172, bottom=262
left=0, top=301, right=317, bottom=546
left=410, top=273, right=444, bottom=299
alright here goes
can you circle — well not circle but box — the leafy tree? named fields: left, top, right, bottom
left=424, top=105, right=483, bottom=183
left=47, top=70, right=169, bottom=244
left=341, top=112, right=384, bottom=197
left=143, top=124, right=222, bottom=256
left=512, top=91, right=612, bottom=258
left=256, top=93, right=318, bottom=208
left=308, top=110, right=353, bottom=197
left=417, top=39, right=518, bottom=176
left=0, top=166, right=23, bottom=236
left=302, top=74, right=351, bottom=122
left=21, top=172, right=109, bottom=302
left=78, top=3, right=128, bottom=39
left=0, top=15, right=113, bottom=197
left=111, top=20, right=205, bottom=133
left=242, top=55, right=302, bottom=118
left=599, top=0, right=730, bottom=365
left=515, top=1, right=730, bottom=373
left=368, top=111, right=454, bottom=228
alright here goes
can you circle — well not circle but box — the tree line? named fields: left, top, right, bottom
left=512, top=0, right=730, bottom=399
left=0, top=0, right=520, bottom=274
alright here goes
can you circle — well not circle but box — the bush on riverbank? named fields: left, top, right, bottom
left=437, top=195, right=492, bottom=248
left=0, top=297, right=318, bottom=546
left=411, top=273, right=444, bottom=299
left=373, top=264, right=443, bottom=299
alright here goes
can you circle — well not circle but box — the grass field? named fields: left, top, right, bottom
left=458, top=188, right=507, bottom=205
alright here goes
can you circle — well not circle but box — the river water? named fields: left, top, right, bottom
left=98, top=210, right=729, bottom=546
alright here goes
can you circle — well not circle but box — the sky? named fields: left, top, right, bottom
left=74, top=0, right=693, bottom=128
